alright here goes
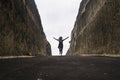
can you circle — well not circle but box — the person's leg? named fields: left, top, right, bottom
left=59, top=48, right=63, bottom=56
left=58, top=43, right=63, bottom=56
left=60, top=48, right=63, bottom=56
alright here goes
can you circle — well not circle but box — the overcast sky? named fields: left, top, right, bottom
left=35, top=0, right=82, bottom=56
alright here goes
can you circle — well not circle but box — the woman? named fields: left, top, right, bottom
left=53, top=36, right=69, bottom=56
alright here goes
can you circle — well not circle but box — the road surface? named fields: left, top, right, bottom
left=0, top=56, right=120, bottom=80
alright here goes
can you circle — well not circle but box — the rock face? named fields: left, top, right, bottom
left=0, top=0, right=51, bottom=56
left=68, top=0, right=120, bottom=55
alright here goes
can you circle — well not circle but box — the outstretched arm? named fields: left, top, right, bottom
left=63, top=37, right=69, bottom=41
left=53, top=37, right=59, bottom=41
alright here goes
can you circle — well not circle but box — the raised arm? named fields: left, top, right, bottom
left=53, top=37, right=59, bottom=41
left=63, top=37, right=69, bottom=41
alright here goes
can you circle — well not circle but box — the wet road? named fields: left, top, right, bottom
left=0, top=56, right=120, bottom=80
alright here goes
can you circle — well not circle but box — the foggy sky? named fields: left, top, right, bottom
left=35, top=0, right=81, bottom=56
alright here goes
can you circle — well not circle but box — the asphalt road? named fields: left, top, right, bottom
left=0, top=56, right=120, bottom=80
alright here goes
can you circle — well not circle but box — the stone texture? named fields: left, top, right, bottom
left=0, top=0, right=51, bottom=56
left=67, top=0, right=120, bottom=55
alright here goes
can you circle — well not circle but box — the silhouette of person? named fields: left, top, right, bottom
left=53, top=36, right=69, bottom=56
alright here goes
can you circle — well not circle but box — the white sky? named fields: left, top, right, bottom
left=35, top=0, right=81, bottom=56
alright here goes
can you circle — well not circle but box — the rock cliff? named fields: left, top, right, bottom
left=0, top=0, right=51, bottom=56
left=68, top=0, right=120, bottom=55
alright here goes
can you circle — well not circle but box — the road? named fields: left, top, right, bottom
left=0, top=56, right=120, bottom=80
